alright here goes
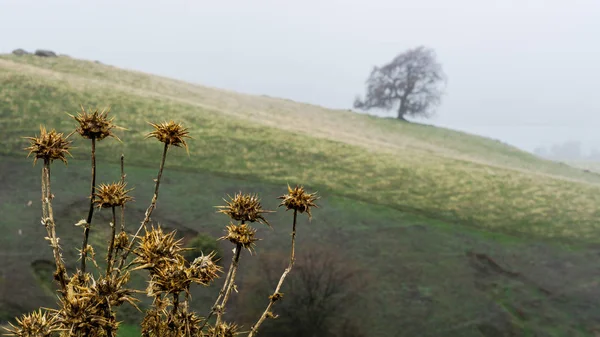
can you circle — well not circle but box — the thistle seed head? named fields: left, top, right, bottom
left=52, top=272, right=137, bottom=336
left=278, top=184, right=319, bottom=219
left=131, top=225, right=186, bottom=271
left=208, top=322, right=239, bottom=337
left=147, top=257, right=192, bottom=296
left=93, top=181, right=134, bottom=209
left=220, top=223, right=258, bottom=251
left=3, top=309, right=60, bottom=337
left=114, top=231, right=130, bottom=251
left=69, top=105, right=121, bottom=141
left=190, top=252, right=222, bottom=284
left=24, top=125, right=72, bottom=165
left=216, top=192, right=273, bottom=226
left=146, top=120, right=191, bottom=151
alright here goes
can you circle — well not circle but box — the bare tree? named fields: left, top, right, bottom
left=354, top=46, right=446, bottom=121
left=238, top=245, right=368, bottom=337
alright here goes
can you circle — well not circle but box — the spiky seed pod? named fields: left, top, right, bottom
left=141, top=302, right=206, bottom=337
left=3, top=309, right=61, bottom=337
left=114, top=231, right=130, bottom=251
left=147, top=257, right=192, bottom=296
left=146, top=120, right=191, bottom=150
left=131, top=225, right=186, bottom=272
left=216, top=192, right=273, bottom=226
left=190, top=252, right=222, bottom=284
left=52, top=272, right=137, bottom=336
left=93, top=181, right=134, bottom=209
left=208, top=322, right=239, bottom=337
left=69, top=105, right=121, bottom=141
left=173, top=305, right=205, bottom=337
left=278, top=184, right=319, bottom=219
left=24, top=125, right=72, bottom=165
left=220, top=223, right=258, bottom=251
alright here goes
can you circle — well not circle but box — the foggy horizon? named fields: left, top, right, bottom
left=2, top=0, right=599, bottom=154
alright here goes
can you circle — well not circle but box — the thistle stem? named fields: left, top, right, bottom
left=248, top=210, right=298, bottom=337
left=106, top=206, right=117, bottom=275
left=42, top=159, right=68, bottom=295
left=120, top=154, right=126, bottom=232
left=115, top=143, right=169, bottom=275
left=172, top=293, right=180, bottom=316
left=212, top=243, right=242, bottom=337
left=81, top=136, right=96, bottom=274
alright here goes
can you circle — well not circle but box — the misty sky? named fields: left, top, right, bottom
left=1, top=0, right=599, bottom=153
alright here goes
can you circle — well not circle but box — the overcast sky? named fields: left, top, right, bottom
left=1, top=0, right=599, bottom=153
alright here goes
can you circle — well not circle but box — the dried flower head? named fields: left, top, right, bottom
left=146, top=120, right=191, bottom=151
left=131, top=225, right=186, bottom=271
left=141, top=302, right=206, bottom=337
left=93, top=181, right=134, bottom=208
left=69, top=105, right=121, bottom=141
left=146, top=253, right=222, bottom=297
left=53, top=273, right=136, bottom=336
left=278, top=184, right=319, bottom=219
left=190, top=252, right=222, bottom=284
left=220, top=223, right=258, bottom=251
left=24, top=125, right=72, bottom=165
left=114, top=231, right=130, bottom=251
left=173, top=305, right=204, bottom=337
left=216, top=192, right=273, bottom=226
left=208, top=322, right=239, bottom=337
left=147, top=257, right=192, bottom=296
left=3, top=309, right=61, bottom=337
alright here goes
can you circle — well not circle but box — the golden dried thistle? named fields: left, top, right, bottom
left=190, top=252, right=222, bottom=284
left=131, top=225, right=186, bottom=271
left=24, top=125, right=72, bottom=165
left=69, top=105, right=121, bottom=141
left=147, top=257, right=192, bottom=296
left=146, top=120, right=191, bottom=151
left=147, top=253, right=221, bottom=297
left=3, top=309, right=61, bottom=337
left=278, top=184, right=319, bottom=219
left=114, top=231, right=130, bottom=251
left=208, top=322, right=239, bottom=337
left=93, top=181, right=134, bottom=208
left=220, top=223, right=258, bottom=251
left=53, top=273, right=135, bottom=336
left=216, top=192, right=273, bottom=226
left=173, top=305, right=204, bottom=337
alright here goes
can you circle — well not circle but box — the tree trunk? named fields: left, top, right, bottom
left=397, top=99, right=409, bottom=122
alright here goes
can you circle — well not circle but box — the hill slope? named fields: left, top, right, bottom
left=1, top=54, right=600, bottom=240
left=3, top=54, right=600, bottom=337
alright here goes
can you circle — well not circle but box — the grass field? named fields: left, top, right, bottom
left=2, top=53, right=600, bottom=336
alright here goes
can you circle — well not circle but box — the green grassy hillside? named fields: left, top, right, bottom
left=1, top=54, right=600, bottom=240
left=2, top=53, right=600, bottom=336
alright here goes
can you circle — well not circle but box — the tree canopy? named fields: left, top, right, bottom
left=354, top=46, right=446, bottom=121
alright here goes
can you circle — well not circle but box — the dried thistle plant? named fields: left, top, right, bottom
left=3, top=309, right=62, bottom=337
left=93, top=181, right=134, bottom=209
left=131, top=225, right=186, bottom=271
left=24, top=125, right=72, bottom=165
left=208, top=322, right=239, bottom=337
left=69, top=105, right=124, bottom=276
left=69, top=105, right=122, bottom=141
left=220, top=223, right=258, bottom=252
left=248, top=187, right=319, bottom=337
left=278, top=184, right=319, bottom=219
left=216, top=192, right=273, bottom=226
left=146, top=120, right=191, bottom=152
left=11, top=105, right=320, bottom=337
